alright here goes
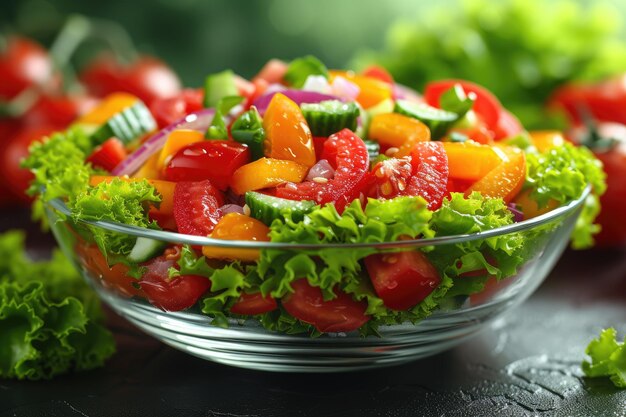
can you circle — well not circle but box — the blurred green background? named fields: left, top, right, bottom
left=3, top=0, right=626, bottom=127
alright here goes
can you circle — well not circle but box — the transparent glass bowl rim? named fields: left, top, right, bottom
left=48, top=186, right=590, bottom=250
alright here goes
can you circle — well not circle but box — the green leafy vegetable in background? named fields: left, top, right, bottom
left=524, top=142, right=606, bottom=249
left=353, top=0, right=626, bottom=128
left=0, top=231, right=114, bottom=380
left=583, top=328, right=626, bottom=389
left=283, top=55, right=329, bottom=88
left=69, top=178, right=162, bottom=257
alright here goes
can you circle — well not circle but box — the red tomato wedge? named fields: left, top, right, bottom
left=86, top=138, right=127, bottom=172
left=230, top=292, right=278, bottom=315
left=173, top=180, right=224, bottom=236
left=275, top=129, right=369, bottom=212
left=150, top=89, right=204, bottom=129
left=424, top=80, right=502, bottom=133
left=140, top=255, right=211, bottom=311
left=364, top=251, right=440, bottom=311
left=165, top=140, right=251, bottom=190
left=282, top=279, right=370, bottom=333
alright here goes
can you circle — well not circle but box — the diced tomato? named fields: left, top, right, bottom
left=370, top=157, right=413, bottom=199
left=282, top=279, right=370, bottom=333
left=404, top=141, right=449, bottom=210
left=149, top=89, right=204, bottom=129
left=276, top=129, right=369, bottom=212
left=425, top=80, right=502, bottom=134
left=230, top=292, right=278, bottom=315
left=364, top=251, right=440, bottom=311
left=362, top=65, right=394, bottom=85
left=140, top=255, right=211, bottom=311
left=86, top=138, right=127, bottom=172
left=173, top=180, right=224, bottom=236
left=164, top=140, right=251, bottom=190
left=312, top=136, right=327, bottom=160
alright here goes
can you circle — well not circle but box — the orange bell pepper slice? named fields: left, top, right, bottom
left=230, top=157, right=308, bottom=195
left=203, top=213, right=270, bottom=261
left=513, top=189, right=559, bottom=220
left=443, top=141, right=506, bottom=181
left=156, top=129, right=205, bottom=169
left=465, top=146, right=526, bottom=203
left=529, top=131, right=565, bottom=153
left=329, top=70, right=392, bottom=109
left=369, top=113, right=430, bottom=156
left=263, top=93, right=316, bottom=168
left=76, top=93, right=140, bottom=125
left=89, top=176, right=176, bottom=229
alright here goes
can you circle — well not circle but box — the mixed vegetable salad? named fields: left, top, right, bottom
left=25, top=56, right=605, bottom=336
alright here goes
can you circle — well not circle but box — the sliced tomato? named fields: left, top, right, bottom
left=230, top=292, right=278, bottom=315
left=139, top=255, right=211, bottom=311
left=492, top=109, right=523, bottom=140
left=275, top=129, right=369, bottom=211
left=364, top=251, right=440, bottom=311
left=173, top=180, right=224, bottom=236
left=424, top=80, right=502, bottom=133
left=405, top=141, right=449, bottom=210
left=86, top=138, right=127, bottom=172
left=282, top=279, right=369, bottom=333
left=164, top=140, right=251, bottom=190
left=312, top=136, right=327, bottom=160
left=370, top=157, right=413, bottom=199
left=75, top=243, right=143, bottom=298
left=362, top=65, right=394, bottom=85
left=149, top=89, right=204, bottom=129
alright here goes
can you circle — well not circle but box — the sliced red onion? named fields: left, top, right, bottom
left=253, top=89, right=339, bottom=115
left=263, top=83, right=287, bottom=95
left=219, top=204, right=245, bottom=215
left=393, top=83, right=423, bottom=103
left=507, top=203, right=524, bottom=223
left=331, top=76, right=360, bottom=101
left=112, top=108, right=216, bottom=176
left=305, top=159, right=335, bottom=181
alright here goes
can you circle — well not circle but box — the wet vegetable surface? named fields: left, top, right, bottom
left=1, top=208, right=624, bottom=417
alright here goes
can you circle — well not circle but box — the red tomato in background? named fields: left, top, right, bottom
left=173, top=180, right=224, bottom=236
left=23, top=94, right=97, bottom=127
left=276, top=129, right=370, bottom=212
left=230, top=292, right=278, bottom=315
left=139, top=255, right=211, bottom=311
left=149, top=89, right=204, bottom=129
left=282, top=279, right=370, bottom=333
left=80, top=54, right=181, bottom=106
left=0, top=36, right=53, bottom=100
left=593, top=143, right=626, bottom=247
left=364, top=251, right=440, bottom=311
left=362, top=65, right=394, bottom=85
left=164, top=141, right=251, bottom=190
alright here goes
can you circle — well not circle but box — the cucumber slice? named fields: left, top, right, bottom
left=128, top=237, right=167, bottom=263
left=204, top=70, right=239, bottom=108
left=394, top=99, right=458, bottom=139
left=90, top=100, right=156, bottom=146
left=363, top=139, right=380, bottom=161
left=300, top=100, right=359, bottom=137
left=245, top=191, right=316, bottom=226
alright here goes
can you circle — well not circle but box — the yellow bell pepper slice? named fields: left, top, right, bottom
left=230, top=157, right=308, bottom=195
left=443, top=141, right=506, bottom=181
left=203, top=213, right=270, bottom=261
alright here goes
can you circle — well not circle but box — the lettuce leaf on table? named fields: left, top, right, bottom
left=0, top=231, right=115, bottom=380
left=583, top=328, right=626, bottom=389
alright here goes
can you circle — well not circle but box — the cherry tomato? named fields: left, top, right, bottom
left=173, top=180, right=224, bottom=236
left=86, top=138, right=127, bottom=172
left=80, top=54, right=181, bottom=106
left=149, top=89, right=204, bottom=129
left=140, top=255, right=211, bottom=311
left=0, top=36, right=53, bottom=100
left=75, top=243, right=143, bottom=298
left=364, top=251, right=440, bottom=311
left=276, top=129, right=369, bottom=212
left=230, top=292, right=278, bottom=315
left=424, top=80, right=502, bottom=135
left=282, top=279, right=370, bottom=333
left=405, top=141, right=449, bottom=210
left=0, top=125, right=59, bottom=204
left=165, top=140, right=251, bottom=190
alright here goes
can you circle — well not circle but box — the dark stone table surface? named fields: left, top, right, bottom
left=1, top=208, right=625, bottom=417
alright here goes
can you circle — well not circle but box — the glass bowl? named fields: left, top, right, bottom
left=44, top=189, right=589, bottom=373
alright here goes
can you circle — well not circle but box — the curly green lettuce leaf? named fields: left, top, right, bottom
left=21, top=127, right=96, bottom=224
left=583, top=328, right=626, bottom=389
left=525, top=142, right=606, bottom=249
left=259, top=197, right=433, bottom=300
left=69, top=178, right=162, bottom=257
left=0, top=231, right=115, bottom=380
